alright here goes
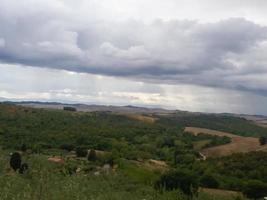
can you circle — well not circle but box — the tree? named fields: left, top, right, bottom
left=242, top=180, right=267, bottom=200
left=200, top=174, right=219, bottom=188
left=155, top=169, right=199, bottom=198
left=10, top=152, right=21, bottom=171
left=88, top=149, right=97, bottom=161
left=76, top=147, right=87, bottom=157
left=259, top=137, right=267, bottom=146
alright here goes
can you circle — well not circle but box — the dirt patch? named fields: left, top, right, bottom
left=148, top=159, right=168, bottom=167
left=185, top=127, right=267, bottom=157
left=255, top=121, right=267, bottom=128
left=48, top=156, right=65, bottom=164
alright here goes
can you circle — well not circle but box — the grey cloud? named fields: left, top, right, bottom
left=1, top=0, right=267, bottom=96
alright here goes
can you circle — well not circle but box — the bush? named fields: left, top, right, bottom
left=242, top=180, right=267, bottom=200
left=99, top=153, right=116, bottom=167
left=10, top=152, right=21, bottom=171
left=32, top=144, right=42, bottom=154
left=60, top=144, right=75, bottom=151
left=259, top=137, right=267, bottom=146
left=76, top=147, right=87, bottom=157
left=62, top=161, right=78, bottom=175
left=19, top=163, right=29, bottom=174
left=200, top=174, right=219, bottom=188
left=155, top=169, right=199, bottom=198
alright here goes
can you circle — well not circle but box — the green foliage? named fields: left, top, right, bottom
left=21, top=143, right=27, bottom=152
left=60, top=144, right=75, bottom=151
left=19, top=163, right=29, bottom=174
left=200, top=174, right=219, bottom=188
left=120, top=159, right=158, bottom=185
left=155, top=169, right=199, bottom=198
left=259, top=136, right=267, bottom=145
left=0, top=104, right=265, bottom=199
left=210, top=152, right=267, bottom=184
left=75, top=147, right=87, bottom=157
left=31, top=144, right=42, bottom=154
left=242, top=180, right=267, bottom=199
left=203, top=136, right=231, bottom=148
left=10, top=152, right=21, bottom=171
left=160, top=114, right=267, bottom=137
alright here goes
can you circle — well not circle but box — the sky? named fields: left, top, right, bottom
left=1, top=0, right=267, bottom=115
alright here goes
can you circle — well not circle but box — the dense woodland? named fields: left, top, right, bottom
left=0, top=103, right=267, bottom=200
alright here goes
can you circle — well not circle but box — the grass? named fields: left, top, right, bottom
left=193, top=140, right=211, bottom=150
left=0, top=149, right=248, bottom=200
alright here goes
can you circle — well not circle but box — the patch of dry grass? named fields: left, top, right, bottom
left=184, top=127, right=267, bottom=157
left=200, top=188, right=242, bottom=197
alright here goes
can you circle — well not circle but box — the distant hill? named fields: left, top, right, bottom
left=11, top=101, right=176, bottom=114
left=1, top=100, right=267, bottom=128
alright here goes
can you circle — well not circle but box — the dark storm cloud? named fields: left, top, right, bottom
left=1, top=0, right=267, bottom=96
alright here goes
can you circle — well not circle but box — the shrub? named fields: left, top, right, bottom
left=99, top=153, right=116, bottom=167
left=200, top=174, right=219, bottom=188
left=19, top=163, right=29, bottom=174
left=259, top=137, right=267, bottom=146
left=32, top=144, right=42, bottom=154
left=10, top=152, right=21, bottom=171
left=60, top=144, right=75, bottom=151
left=76, top=147, right=87, bottom=157
left=62, top=160, right=78, bottom=175
left=155, top=169, right=199, bottom=198
left=242, top=180, right=267, bottom=200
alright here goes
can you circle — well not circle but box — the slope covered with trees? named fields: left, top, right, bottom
left=0, top=103, right=267, bottom=199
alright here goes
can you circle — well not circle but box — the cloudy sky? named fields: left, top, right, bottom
left=1, top=0, right=267, bottom=114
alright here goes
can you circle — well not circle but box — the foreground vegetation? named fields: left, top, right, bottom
left=0, top=103, right=266, bottom=199
left=0, top=149, right=248, bottom=200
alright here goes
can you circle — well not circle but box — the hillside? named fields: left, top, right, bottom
left=0, top=103, right=267, bottom=199
left=14, top=101, right=175, bottom=114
